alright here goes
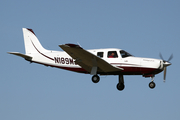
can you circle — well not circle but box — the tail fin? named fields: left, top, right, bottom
left=23, top=28, right=48, bottom=54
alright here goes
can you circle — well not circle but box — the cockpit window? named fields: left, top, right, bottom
left=120, top=50, right=133, bottom=58
left=108, top=51, right=118, bottom=58
left=97, top=52, right=104, bottom=58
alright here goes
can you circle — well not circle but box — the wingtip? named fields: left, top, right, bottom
left=65, top=44, right=81, bottom=48
left=59, top=44, right=82, bottom=49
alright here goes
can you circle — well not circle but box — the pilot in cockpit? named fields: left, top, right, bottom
left=108, top=51, right=118, bottom=58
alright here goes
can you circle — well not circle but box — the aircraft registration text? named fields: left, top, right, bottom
left=54, top=57, right=75, bottom=65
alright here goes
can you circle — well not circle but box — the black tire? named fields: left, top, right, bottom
left=116, top=83, right=125, bottom=91
left=149, top=82, right=156, bottom=89
left=92, top=75, right=100, bottom=83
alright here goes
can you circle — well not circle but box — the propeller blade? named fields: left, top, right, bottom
left=159, top=53, right=172, bottom=82
left=167, top=54, right=173, bottom=62
left=163, top=67, right=167, bottom=82
left=159, top=53, right=164, bottom=61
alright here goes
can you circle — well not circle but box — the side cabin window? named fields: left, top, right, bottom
left=120, top=50, right=133, bottom=58
left=97, top=52, right=104, bottom=58
left=108, top=51, right=118, bottom=58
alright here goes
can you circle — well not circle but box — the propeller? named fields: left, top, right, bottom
left=159, top=53, right=173, bottom=82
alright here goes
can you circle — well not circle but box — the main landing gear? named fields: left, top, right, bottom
left=116, top=75, right=125, bottom=91
left=91, top=75, right=125, bottom=91
left=149, top=76, right=156, bottom=89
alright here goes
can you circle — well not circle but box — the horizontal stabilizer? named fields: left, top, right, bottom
left=8, top=52, right=32, bottom=61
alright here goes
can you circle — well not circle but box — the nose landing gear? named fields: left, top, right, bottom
left=149, top=76, right=156, bottom=89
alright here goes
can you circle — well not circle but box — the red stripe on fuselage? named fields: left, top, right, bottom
left=31, top=61, right=162, bottom=76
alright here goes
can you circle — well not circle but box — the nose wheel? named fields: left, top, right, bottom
left=149, top=81, right=156, bottom=89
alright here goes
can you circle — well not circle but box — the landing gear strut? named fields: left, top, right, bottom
left=149, top=76, right=156, bottom=89
left=117, top=75, right=125, bottom=91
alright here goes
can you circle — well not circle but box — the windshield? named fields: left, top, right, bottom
left=120, top=50, right=133, bottom=58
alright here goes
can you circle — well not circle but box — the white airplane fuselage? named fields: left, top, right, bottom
left=29, top=48, right=163, bottom=76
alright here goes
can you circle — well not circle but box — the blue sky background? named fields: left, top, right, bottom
left=1, top=0, right=180, bottom=120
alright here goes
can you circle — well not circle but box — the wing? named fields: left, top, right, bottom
left=59, top=44, right=123, bottom=74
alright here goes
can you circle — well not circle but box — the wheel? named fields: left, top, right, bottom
left=149, top=81, right=156, bottom=89
left=92, top=75, right=100, bottom=83
left=116, top=83, right=125, bottom=91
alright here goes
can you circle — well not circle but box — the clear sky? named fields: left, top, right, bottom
left=1, top=0, right=180, bottom=120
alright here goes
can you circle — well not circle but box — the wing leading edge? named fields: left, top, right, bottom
left=59, top=44, right=123, bottom=74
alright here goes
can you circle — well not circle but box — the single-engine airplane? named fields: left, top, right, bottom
left=8, top=28, right=172, bottom=91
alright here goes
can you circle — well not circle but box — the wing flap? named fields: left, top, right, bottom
left=59, top=44, right=123, bottom=74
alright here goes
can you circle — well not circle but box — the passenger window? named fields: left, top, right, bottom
left=108, top=51, right=118, bottom=58
left=97, top=52, right=104, bottom=58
